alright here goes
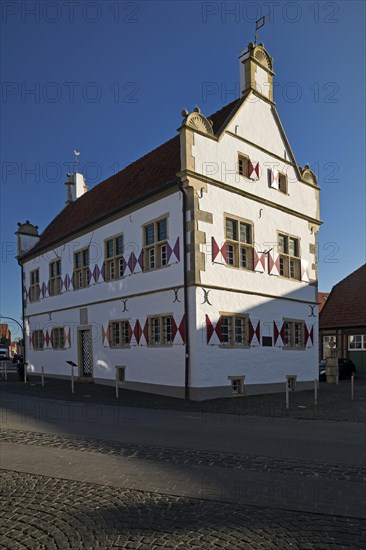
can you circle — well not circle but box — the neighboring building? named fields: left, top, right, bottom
left=318, top=292, right=329, bottom=314
left=319, top=264, right=366, bottom=377
left=16, top=42, right=321, bottom=399
left=0, top=323, right=11, bottom=355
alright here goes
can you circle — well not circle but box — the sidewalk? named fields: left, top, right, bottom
left=1, top=372, right=365, bottom=422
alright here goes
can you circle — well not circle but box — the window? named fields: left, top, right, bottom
left=238, top=154, right=249, bottom=177
left=49, top=260, right=61, bottom=296
left=283, top=320, right=305, bottom=349
left=225, top=217, right=254, bottom=270
left=74, top=248, right=90, bottom=289
left=105, top=235, right=124, bottom=281
left=147, top=315, right=173, bottom=346
left=278, top=172, right=287, bottom=193
left=349, top=335, right=366, bottom=350
left=278, top=233, right=301, bottom=279
left=143, top=217, right=168, bottom=270
left=109, top=320, right=130, bottom=348
left=33, top=330, right=44, bottom=350
left=220, top=315, right=249, bottom=347
left=229, top=377, right=245, bottom=395
left=29, top=269, right=40, bottom=302
left=51, top=327, right=65, bottom=349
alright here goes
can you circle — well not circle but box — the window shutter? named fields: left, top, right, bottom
left=206, top=315, right=214, bottom=344
left=253, top=250, right=265, bottom=273
left=273, top=321, right=284, bottom=346
left=249, top=159, right=260, bottom=180
left=301, top=259, right=310, bottom=282
left=268, top=251, right=280, bottom=276
left=271, top=169, right=279, bottom=190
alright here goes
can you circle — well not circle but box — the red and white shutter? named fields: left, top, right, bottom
left=253, top=249, right=266, bottom=273
left=271, top=169, right=279, bottom=190
left=301, top=259, right=310, bottom=282
left=249, top=319, right=261, bottom=346
left=273, top=321, right=285, bottom=346
left=211, top=237, right=227, bottom=264
left=268, top=251, right=280, bottom=276
left=102, top=324, right=110, bottom=347
left=249, top=159, right=260, bottom=180
left=64, top=326, right=71, bottom=349
left=305, top=324, right=314, bottom=347
left=206, top=315, right=222, bottom=345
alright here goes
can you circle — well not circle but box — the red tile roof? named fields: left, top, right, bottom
left=24, top=98, right=241, bottom=258
left=317, top=292, right=329, bottom=314
left=319, top=264, right=366, bottom=329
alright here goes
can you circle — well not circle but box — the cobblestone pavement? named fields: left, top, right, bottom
left=1, top=428, right=365, bottom=484
left=1, top=469, right=366, bottom=550
left=1, top=374, right=366, bottom=422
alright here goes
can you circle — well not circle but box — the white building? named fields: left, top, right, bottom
left=17, top=43, right=321, bottom=399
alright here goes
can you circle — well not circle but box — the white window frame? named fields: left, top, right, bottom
left=348, top=335, right=366, bottom=350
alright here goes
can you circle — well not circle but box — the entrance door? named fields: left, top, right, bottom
left=79, top=329, right=93, bottom=378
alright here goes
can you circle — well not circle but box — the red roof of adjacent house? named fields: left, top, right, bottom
left=24, top=98, right=241, bottom=259
left=318, top=292, right=329, bottom=314
left=319, top=264, right=366, bottom=329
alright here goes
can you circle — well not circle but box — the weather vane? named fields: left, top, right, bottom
left=255, top=12, right=271, bottom=44
left=73, top=149, right=80, bottom=172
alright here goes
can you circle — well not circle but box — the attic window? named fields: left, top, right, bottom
left=278, top=173, right=287, bottom=194
left=238, top=154, right=249, bottom=178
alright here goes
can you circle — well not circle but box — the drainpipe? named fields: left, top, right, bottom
left=180, top=185, right=190, bottom=400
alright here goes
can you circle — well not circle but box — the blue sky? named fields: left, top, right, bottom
left=1, top=0, right=365, bottom=337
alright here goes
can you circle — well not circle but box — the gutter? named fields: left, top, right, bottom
left=180, top=185, right=190, bottom=400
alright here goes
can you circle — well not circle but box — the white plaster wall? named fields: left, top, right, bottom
left=191, top=287, right=318, bottom=388
left=23, top=191, right=184, bottom=318
left=26, top=289, right=186, bottom=387
left=198, top=184, right=317, bottom=301
left=192, top=93, right=319, bottom=221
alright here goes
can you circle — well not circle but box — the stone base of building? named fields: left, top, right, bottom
left=95, top=377, right=316, bottom=401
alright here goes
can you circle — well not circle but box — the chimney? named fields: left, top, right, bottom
left=15, top=221, right=40, bottom=257
left=65, top=172, right=88, bottom=205
left=239, top=42, right=275, bottom=102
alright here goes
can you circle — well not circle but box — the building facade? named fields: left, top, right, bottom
left=17, top=43, right=321, bottom=399
left=319, top=264, right=366, bottom=377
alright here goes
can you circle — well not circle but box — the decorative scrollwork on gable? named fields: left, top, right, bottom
left=254, top=46, right=273, bottom=70
left=301, top=165, right=318, bottom=185
left=182, top=107, right=214, bottom=136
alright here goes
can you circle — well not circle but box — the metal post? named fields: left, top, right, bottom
left=115, top=367, right=119, bottom=399
left=41, top=366, right=44, bottom=387
left=71, top=365, right=74, bottom=394
left=336, top=374, right=339, bottom=385
left=24, top=362, right=27, bottom=383
left=4, top=364, right=7, bottom=381
left=1, top=363, right=3, bottom=379
left=314, top=379, right=318, bottom=405
left=351, top=374, right=354, bottom=400
left=285, top=380, right=289, bottom=409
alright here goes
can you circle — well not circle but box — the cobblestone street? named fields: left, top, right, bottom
left=1, top=378, right=366, bottom=548
left=1, top=470, right=366, bottom=550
